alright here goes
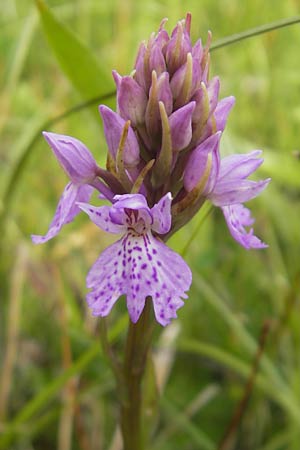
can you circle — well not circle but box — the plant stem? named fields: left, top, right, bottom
left=120, top=299, right=153, bottom=450
left=211, top=15, right=300, bottom=51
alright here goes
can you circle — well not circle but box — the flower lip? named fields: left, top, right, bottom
left=80, top=192, right=190, bottom=326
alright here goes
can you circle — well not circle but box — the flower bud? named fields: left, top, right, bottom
left=99, top=105, right=140, bottom=167
left=169, top=101, right=195, bottom=152
left=145, top=71, right=172, bottom=139
left=183, top=132, right=221, bottom=193
left=114, top=73, right=148, bottom=126
left=165, top=19, right=192, bottom=75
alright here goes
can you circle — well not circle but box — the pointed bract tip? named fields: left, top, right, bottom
left=159, top=17, right=168, bottom=31
left=185, top=12, right=192, bottom=35
left=112, top=70, right=122, bottom=89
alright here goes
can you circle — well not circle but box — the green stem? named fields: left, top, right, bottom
left=120, top=299, right=153, bottom=450
left=211, top=16, right=300, bottom=51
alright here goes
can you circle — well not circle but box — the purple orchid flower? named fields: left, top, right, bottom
left=209, top=150, right=270, bottom=249
left=32, top=132, right=114, bottom=244
left=77, top=193, right=192, bottom=326
left=184, top=143, right=270, bottom=249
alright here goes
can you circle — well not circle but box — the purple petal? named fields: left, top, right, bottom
left=151, top=192, right=172, bottom=234
left=99, top=105, right=140, bottom=167
left=32, top=182, right=93, bottom=244
left=149, top=45, right=166, bottom=76
left=183, top=132, right=221, bottom=192
left=134, top=42, right=150, bottom=91
left=214, top=96, right=235, bottom=131
left=222, top=204, right=268, bottom=249
left=156, top=72, right=173, bottom=115
left=116, top=75, right=148, bottom=126
left=169, top=102, right=195, bottom=152
left=218, top=150, right=263, bottom=180
left=86, top=231, right=192, bottom=325
left=191, top=86, right=207, bottom=123
left=85, top=240, right=125, bottom=317
left=43, top=132, right=98, bottom=184
left=209, top=178, right=271, bottom=206
left=77, top=202, right=126, bottom=234
left=154, top=24, right=169, bottom=51
left=192, top=38, right=203, bottom=60
left=113, top=193, right=149, bottom=211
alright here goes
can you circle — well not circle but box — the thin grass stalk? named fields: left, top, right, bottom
left=0, top=244, right=27, bottom=422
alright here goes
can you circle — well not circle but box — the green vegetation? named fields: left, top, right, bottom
left=1, top=0, right=300, bottom=449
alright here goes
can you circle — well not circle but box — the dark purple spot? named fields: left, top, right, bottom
left=152, top=249, right=157, bottom=255
left=141, top=263, right=147, bottom=270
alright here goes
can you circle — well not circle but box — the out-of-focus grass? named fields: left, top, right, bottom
left=0, top=0, right=300, bottom=449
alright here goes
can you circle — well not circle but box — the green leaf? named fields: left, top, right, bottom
left=35, top=0, right=113, bottom=100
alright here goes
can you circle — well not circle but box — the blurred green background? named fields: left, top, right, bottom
left=1, top=0, right=300, bottom=449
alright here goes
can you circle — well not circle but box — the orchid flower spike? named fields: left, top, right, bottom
left=32, top=13, right=270, bottom=326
